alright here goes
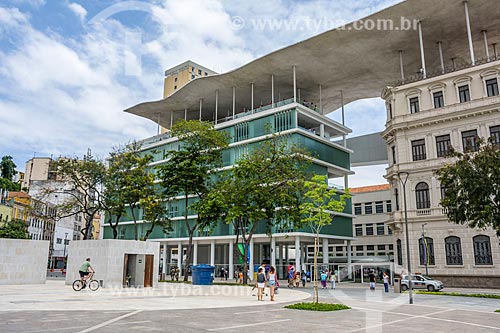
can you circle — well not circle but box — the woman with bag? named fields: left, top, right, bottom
left=267, top=266, right=277, bottom=301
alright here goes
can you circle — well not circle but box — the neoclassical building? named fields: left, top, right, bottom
left=383, top=56, right=500, bottom=288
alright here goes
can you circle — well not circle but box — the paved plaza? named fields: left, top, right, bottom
left=1, top=280, right=499, bottom=332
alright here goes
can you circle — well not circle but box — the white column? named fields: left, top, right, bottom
left=210, top=240, right=215, bottom=266
left=418, top=21, right=427, bottom=78
left=249, top=238, right=254, bottom=278
left=162, top=243, right=167, bottom=274
left=319, top=124, right=325, bottom=138
left=251, top=83, right=254, bottom=111
left=193, top=241, right=198, bottom=266
left=438, top=42, right=445, bottom=74
left=177, top=241, right=182, bottom=267
left=483, top=30, right=490, bottom=61
left=494, top=44, right=499, bottom=60
left=341, top=90, right=346, bottom=147
left=229, top=240, right=234, bottom=279
left=322, top=238, right=329, bottom=265
left=319, top=84, right=323, bottom=114
left=293, top=65, right=297, bottom=102
left=399, top=50, right=405, bottom=80
left=271, top=74, right=274, bottom=105
left=298, top=88, right=301, bottom=101
left=184, top=108, right=187, bottom=121
left=199, top=99, right=202, bottom=121
left=170, top=111, right=173, bottom=129
left=271, top=237, right=276, bottom=268
left=215, top=90, right=218, bottom=124
left=347, top=240, right=352, bottom=279
left=464, top=0, right=475, bottom=65
left=295, top=236, right=301, bottom=271
left=259, top=244, right=263, bottom=264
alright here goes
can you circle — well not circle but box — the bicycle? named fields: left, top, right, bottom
left=73, top=272, right=100, bottom=291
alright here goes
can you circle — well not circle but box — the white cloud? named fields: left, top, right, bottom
left=68, top=2, right=87, bottom=21
left=350, top=165, right=389, bottom=188
left=11, top=0, right=46, bottom=8
left=0, top=1, right=399, bottom=186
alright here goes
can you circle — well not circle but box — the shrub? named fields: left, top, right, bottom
left=285, top=302, right=350, bottom=311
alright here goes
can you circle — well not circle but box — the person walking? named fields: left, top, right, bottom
left=383, top=272, right=389, bottom=293
left=256, top=267, right=266, bottom=301
left=331, top=271, right=336, bottom=289
left=288, top=266, right=295, bottom=288
left=320, top=271, right=328, bottom=289
left=369, top=270, right=376, bottom=291
left=267, top=266, right=277, bottom=301
left=300, top=270, right=307, bottom=288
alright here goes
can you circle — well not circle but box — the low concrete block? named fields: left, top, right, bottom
left=0, top=239, right=49, bottom=285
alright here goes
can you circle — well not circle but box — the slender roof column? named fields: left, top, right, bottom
left=464, top=0, right=475, bottom=65
left=184, top=108, right=187, bottom=121
left=199, top=99, right=202, bottom=121
left=251, top=83, right=254, bottom=111
left=418, top=21, right=427, bottom=79
left=232, top=87, right=236, bottom=118
left=437, top=42, right=445, bottom=74
left=399, top=50, right=405, bottom=80
left=293, top=65, right=297, bottom=102
left=271, top=74, right=275, bottom=105
left=319, top=84, right=323, bottom=114
left=482, top=30, right=490, bottom=61
left=215, top=90, right=218, bottom=125
left=341, top=90, right=346, bottom=147
left=170, top=111, right=173, bottom=129
left=494, top=43, right=499, bottom=60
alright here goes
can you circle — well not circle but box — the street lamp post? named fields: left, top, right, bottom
left=422, top=223, right=428, bottom=276
left=397, top=171, right=413, bottom=305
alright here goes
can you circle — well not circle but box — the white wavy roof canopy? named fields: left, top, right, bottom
left=126, top=0, right=500, bottom=129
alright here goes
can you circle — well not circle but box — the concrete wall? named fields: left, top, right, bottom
left=0, top=239, right=49, bottom=285
left=65, top=240, right=160, bottom=288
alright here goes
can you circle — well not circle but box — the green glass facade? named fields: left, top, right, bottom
left=104, top=105, right=353, bottom=240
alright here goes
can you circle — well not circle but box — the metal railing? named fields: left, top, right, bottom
left=394, top=56, right=500, bottom=87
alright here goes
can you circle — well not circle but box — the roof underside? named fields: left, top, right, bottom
left=126, top=0, right=500, bottom=129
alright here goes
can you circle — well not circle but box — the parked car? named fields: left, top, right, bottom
left=401, top=274, right=444, bottom=292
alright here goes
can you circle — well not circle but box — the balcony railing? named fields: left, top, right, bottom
left=394, top=56, right=500, bottom=87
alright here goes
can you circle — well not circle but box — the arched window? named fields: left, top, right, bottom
left=445, top=236, right=463, bottom=265
left=396, top=239, right=402, bottom=266
left=415, top=182, right=430, bottom=209
left=419, top=237, right=435, bottom=265
left=473, top=235, right=493, bottom=265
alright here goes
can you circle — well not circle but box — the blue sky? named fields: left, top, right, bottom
left=0, top=0, right=402, bottom=186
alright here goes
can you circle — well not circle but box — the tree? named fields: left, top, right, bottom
left=49, top=153, right=106, bottom=240
left=157, top=120, right=229, bottom=281
left=0, top=219, right=28, bottom=239
left=436, top=140, right=500, bottom=236
left=104, top=143, right=157, bottom=241
left=196, top=133, right=310, bottom=284
left=0, top=156, right=17, bottom=181
left=300, top=174, right=349, bottom=303
left=0, top=177, right=20, bottom=191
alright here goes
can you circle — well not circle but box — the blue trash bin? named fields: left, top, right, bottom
left=192, top=264, right=215, bottom=285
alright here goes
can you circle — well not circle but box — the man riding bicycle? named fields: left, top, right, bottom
left=79, top=258, right=95, bottom=287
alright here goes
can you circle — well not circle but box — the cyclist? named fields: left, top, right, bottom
left=78, top=257, right=95, bottom=288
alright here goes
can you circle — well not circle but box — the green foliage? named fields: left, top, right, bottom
left=196, top=132, right=311, bottom=283
left=284, top=302, right=351, bottom=311
left=0, top=156, right=16, bottom=180
left=0, top=177, right=20, bottom=191
left=105, top=142, right=157, bottom=240
left=495, top=309, right=500, bottom=313
left=300, top=175, right=350, bottom=234
left=0, top=219, right=28, bottom=239
left=156, top=120, right=229, bottom=280
left=416, top=291, right=500, bottom=299
left=436, top=140, right=500, bottom=236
